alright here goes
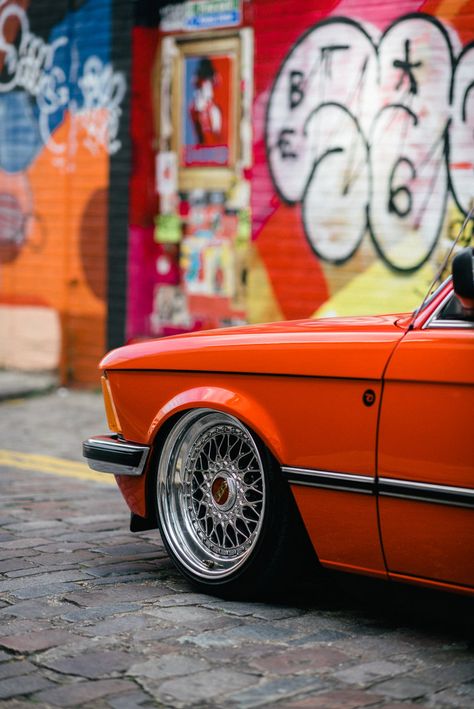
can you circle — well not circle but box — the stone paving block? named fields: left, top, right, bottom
left=4, top=565, right=64, bottom=580
left=291, top=628, right=350, bottom=643
left=3, top=520, right=65, bottom=532
left=334, top=660, right=410, bottom=687
left=194, top=641, right=289, bottom=665
left=34, top=679, right=135, bottom=707
left=250, top=646, right=349, bottom=675
left=227, top=675, right=327, bottom=708
left=370, top=705, right=424, bottom=709
left=85, top=572, right=159, bottom=586
left=39, top=649, right=144, bottom=679
left=0, top=599, right=71, bottom=619
left=203, top=599, right=302, bottom=621
left=149, top=667, right=258, bottom=706
left=0, top=619, right=49, bottom=636
left=431, top=683, right=474, bottom=708
left=0, top=569, right=92, bottom=593
left=105, top=688, right=155, bottom=708
left=0, top=674, right=53, bottom=700
left=155, top=592, right=215, bottom=607
left=10, top=581, right=81, bottom=601
left=0, top=559, right=37, bottom=574
left=180, top=622, right=300, bottom=648
left=95, top=542, right=162, bottom=556
left=81, top=562, right=158, bottom=578
left=369, top=676, right=433, bottom=700
left=144, top=604, right=234, bottom=630
left=0, top=700, right=51, bottom=709
left=60, top=602, right=141, bottom=623
left=331, top=632, right=423, bottom=659
left=284, top=688, right=384, bottom=708
left=35, top=542, right=90, bottom=553
left=35, top=550, right=100, bottom=566
left=129, top=653, right=210, bottom=680
left=413, top=660, right=474, bottom=687
left=78, top=614, right=151, bottom=637
left=0, top=629, right=75, bottom=654
left=0, top=660, right=37, bottom=680
left=0, top=548, right=39, bottom=562
left=126, top=625, right=195, bottom=646
left=63, top=584, right=167, bottom=607
left=67, top=513, right=127, bottom=526
left=0, top=538, right=50, bottom=552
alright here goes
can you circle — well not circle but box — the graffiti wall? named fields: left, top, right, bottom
left=253, top=0, right=474, bottom=320
left=0, top=0, right=126, bottom=383
left=129, top=0, right=473, bottom=347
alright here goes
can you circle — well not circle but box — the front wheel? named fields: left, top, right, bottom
left=155, top=409, right=316, bottom=598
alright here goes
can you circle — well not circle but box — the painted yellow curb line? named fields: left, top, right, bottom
left=0, top=449, right=115, bottom=485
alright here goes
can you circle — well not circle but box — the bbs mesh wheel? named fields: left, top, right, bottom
left=156, top=409, right=315, bottom=598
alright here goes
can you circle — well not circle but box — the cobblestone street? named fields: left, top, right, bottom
left=0, top=390, right=473, bottom=708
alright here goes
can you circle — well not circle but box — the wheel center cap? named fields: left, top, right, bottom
left=211, top=474, right=236, bottom=511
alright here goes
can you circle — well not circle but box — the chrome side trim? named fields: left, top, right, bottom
left=282, top=467, right=374, bottom=495
left=282, top=466, right=474, bottom=509
left=429, top=320, right=474, bottom=329
left=379, top=477, right=474, bottom=509
left=83, top=435, right=150, bottom=476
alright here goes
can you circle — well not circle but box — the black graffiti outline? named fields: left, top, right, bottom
left=449, top=41, right=474, bottom=216
left=301, top=101, right=370, bottom=265
left=265, top=12, right=472, bottom=273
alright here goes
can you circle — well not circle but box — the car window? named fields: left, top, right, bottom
left=429, top=293, right=474, bottom=327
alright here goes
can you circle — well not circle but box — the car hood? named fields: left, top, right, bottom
left=101, top=314, right=408, bottom=380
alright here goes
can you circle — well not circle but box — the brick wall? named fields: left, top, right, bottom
left=0, top=0, right=131, bottom=385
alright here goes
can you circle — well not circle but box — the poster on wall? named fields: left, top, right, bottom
left=172, top=37, right=240, bottom=189
left=182, top=54, right=233, bottom=167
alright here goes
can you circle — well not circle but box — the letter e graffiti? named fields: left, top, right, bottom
left=277, top=128, right=297, bottom=159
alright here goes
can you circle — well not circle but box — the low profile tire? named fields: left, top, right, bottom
left=155, top=408, right=315, bottom=598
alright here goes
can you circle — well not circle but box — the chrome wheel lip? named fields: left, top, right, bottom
left=157, top=409, right=266, bottom=581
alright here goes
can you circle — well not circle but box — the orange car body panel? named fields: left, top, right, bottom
left=101, top=281, right=473, bottom=595
left=101, top=315, right=404, bottom=379
left=378, top=317, right=474, bottom=590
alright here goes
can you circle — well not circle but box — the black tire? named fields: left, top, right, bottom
left=154, top=408, right=317, bottom=599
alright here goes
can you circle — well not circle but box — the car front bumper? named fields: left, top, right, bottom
left=82, top=435, right=150, bottom=477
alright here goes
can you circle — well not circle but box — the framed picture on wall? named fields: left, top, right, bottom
left=172, top=36, right=240, bottom=190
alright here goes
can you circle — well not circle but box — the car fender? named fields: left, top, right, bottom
left=147, top=385, right=285, bottom=464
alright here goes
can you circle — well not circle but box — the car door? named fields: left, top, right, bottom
left=377, top=292, right=474, bottom=590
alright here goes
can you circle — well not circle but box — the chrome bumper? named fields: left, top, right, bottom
left=82, top=435, right=150, bottom=476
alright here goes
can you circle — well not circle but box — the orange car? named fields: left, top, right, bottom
left=83, top=248, right=474, bottom=598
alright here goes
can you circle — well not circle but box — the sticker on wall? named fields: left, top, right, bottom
left=150, top=284, right=192, bottom=334
left=181, top=237, right=234, bottom=297
left=154, top=213, right=182, bottom=244
left=236, top=208, right=251, bottom=245
left=226, top=179, right=250, bottom=211
left=156, top=152, right=178, bottom=196
left=185, top=0, right=241, bottom=31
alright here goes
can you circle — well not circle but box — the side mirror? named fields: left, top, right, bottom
left=452, top=247, right=474, bottom=314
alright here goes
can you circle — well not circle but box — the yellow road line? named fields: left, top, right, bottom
left=0, top=449, right=115, bottom=485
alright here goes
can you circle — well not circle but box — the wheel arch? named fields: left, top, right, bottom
left=147, top=385, right=285, bottom=465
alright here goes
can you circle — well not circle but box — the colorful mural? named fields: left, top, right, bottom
left=2, top=0, right=472, bottom=381
left=129, top=0, right=474, bottom=346
left=0, top=0, right=126, bottom=382
left=253, top=0, right=474, bottom=319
